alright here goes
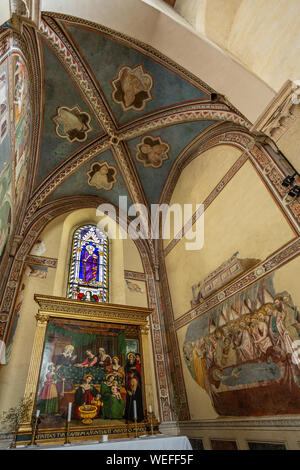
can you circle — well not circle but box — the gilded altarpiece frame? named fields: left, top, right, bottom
left=17, top=295, right=160, bottom=445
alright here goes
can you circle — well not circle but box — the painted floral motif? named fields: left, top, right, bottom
left=52, top=106, right=92, bottom=143
left=136, top=135, right=170, bottom=168
left=87, top=161, right=118, bottom=191
left=112, top=65, right=153, bottom=112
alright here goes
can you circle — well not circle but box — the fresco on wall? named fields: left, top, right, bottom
left=136, top=135, right=170, bottom=169
left=30, top=239, right=46, bottom=256
left=4, top=283, right=25, bottom=364
left=184, top=273, right=300, bottom=416
left=25, top=265, right=48, bottom=278
left=12, top=53, right=31, bottom=210
left=0, top=165, right=12, bottom=262
left=0, top=67, right=9, bottom=144
left=0, top=58, right=12, bottom=263
left=0, top=52, right=32, bottom=263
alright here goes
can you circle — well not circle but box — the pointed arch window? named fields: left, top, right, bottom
left=67, top=224, right=109, bottom=302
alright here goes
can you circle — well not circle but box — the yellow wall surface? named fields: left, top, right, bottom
left=165, top=159, right=295, bottom=319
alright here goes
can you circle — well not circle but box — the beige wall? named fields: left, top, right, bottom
left=176, top=254, right=300, bottom=422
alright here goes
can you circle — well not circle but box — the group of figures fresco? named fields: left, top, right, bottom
left=184, top=274, right=300, bottom=416
left=36, top=323, right=144, bottom=425
left=0, top=51, right=32, bottom=263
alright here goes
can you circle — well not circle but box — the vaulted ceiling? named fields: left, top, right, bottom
left=27, top=12, right=251, bottom=221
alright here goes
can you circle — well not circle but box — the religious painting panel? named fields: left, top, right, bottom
left=32, top=318, right=146, bottom=435
left=135, top=135, right=170, bottom=169
left=87, top=161, right=118, bottom=191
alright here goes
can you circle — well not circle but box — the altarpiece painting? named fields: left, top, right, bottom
left=17, top=295, right=158, bottom=445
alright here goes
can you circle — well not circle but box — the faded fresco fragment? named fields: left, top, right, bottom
left=112, top=65, right=153, bottom=112
left=12, top=53, right=31, bottom=211
left=184, top=273, right=300, bottom=416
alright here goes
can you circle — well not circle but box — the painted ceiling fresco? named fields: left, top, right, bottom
left=32, top=12, right=250, bottom=212
left=36, top=40, right=104, bottom=185
left=48, top=149, right=132, bottom=208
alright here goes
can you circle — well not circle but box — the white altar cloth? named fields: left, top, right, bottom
left=39, top=435, right=192, bottom=451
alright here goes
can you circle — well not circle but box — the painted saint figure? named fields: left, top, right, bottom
left=74, top=374, right=101, bottom=419
left=100, top=373, right=125, bottom=419
left=80, top=244, right=98, bottom=284
left=74, top=349, right=98, bottom=368
left=54, top=106, right=91, bottom=142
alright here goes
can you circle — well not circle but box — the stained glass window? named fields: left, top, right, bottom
left=67, top=225, right=109, bottom=302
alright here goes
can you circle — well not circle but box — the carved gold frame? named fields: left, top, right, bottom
left=18, top=294, right=155, bottom=443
